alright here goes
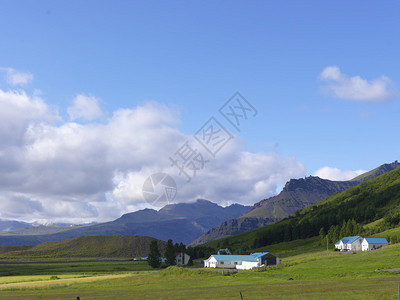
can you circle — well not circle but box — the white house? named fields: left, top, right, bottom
left=204, top=252, right=280, bottom=270
left=175, top=252, right=190, bottom=266
left=335, top=236, right=363, bottom=251
left=361, top=238, right=388, bottom=251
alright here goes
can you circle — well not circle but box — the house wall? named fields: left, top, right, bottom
left=236, top=261, right=258, bottom=270
left=338, top=239, right=362, bottom=251
left=362, top=242, right=388, bottom=251
left=263, top=253, right=279, bottom=265
left=216, top=260, right=239, bottom=269
left=208, top=257, right=218, bottom=268
left=176, top=253, right=190, bottom=265
left=337, top=241, right=345, bottom=250
left=350, top=238, right=363, bottom=251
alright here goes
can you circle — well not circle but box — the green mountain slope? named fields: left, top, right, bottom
left=191, top=161, right=400, bottom=246
left=0, top=235, right=166, bottom=259
left=199, top=166, right=400, bottom=253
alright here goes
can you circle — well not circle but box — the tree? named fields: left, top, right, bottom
left=148, top=240, right=161, bottom=268
left=319, top=227, right=325, bottom=245
left=187, top=256, right=194, bottom=266
left=164, top=239, right=176, bottom=266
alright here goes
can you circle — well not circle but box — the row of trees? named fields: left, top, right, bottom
left=148, top=239, right=193, bottom=268
left=319, top=219, right=364, bottom=245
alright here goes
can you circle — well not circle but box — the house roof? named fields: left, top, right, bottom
left=211, top=255, right=258, bottom=262
left=250, top=252, right=270, bottom=258
left=338, top=236, right=362, bottom=244
left=364, top=238, right=388, bottom=244
left=217, top=248, right=231, bottom=254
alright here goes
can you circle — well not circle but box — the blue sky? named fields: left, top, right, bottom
left=0, top=1, right=398, bottom=223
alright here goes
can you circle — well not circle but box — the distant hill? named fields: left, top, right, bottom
left=199, top=166, right=400, bottom=253
left=191, top=161, right=400, bottom=246
left=0, top=235, right=166, bottom=258
left=0, top=199, right=250, bottom=246
left=3, top=225, right=82, bottom=236
left=0, top=220, right=31, bottom=233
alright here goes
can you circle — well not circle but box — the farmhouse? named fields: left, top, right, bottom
left=204, top=252, right=281, bottom=270
left=361, top=238, right=388, bottom=251
left=175, top=252, right=190, bottom=266
left=335, top=236, right=363, bottom=251
left=335, top=236, right=389, bottom=252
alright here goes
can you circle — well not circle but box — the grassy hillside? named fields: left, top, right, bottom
left=0, top=236, right=166, bottom=259
left=199, top=167, right=400, bottom=254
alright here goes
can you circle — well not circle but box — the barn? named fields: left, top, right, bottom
left=361, top=238, right=388, bottom=251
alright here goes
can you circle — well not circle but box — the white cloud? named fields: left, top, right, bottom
left=67, top=94, right=103, bottom=121
left=0, top=86, right=305, bottom=224
left=0, top=67, right=33, bottom=86
left=314, top=166, right=366, bottom=181
left=319, top=66, right=395, bottom=102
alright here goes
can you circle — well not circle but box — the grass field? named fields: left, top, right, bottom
left=0, top=260, right=153, bottom=276
left=2, top=244, right=400, bottom=299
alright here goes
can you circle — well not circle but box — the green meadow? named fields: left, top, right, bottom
left=2, top=243, right=400, bottom=299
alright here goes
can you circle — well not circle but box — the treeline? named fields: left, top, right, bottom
left=148, top=239, right=193, bottom=268
left=320, top=219, right=364, bottom=245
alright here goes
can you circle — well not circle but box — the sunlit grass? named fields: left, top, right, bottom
left=2, top=244, right=400, bottom=299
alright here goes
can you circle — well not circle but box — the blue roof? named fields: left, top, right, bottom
left=211, top=255, right=257, bottom=262
left=364, top=238, right=388, bottom=244
left=250, top=252, right=270, bottom=258
left=338, top=236, right=362, bottom=244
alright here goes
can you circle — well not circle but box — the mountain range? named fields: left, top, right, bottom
left=1, top=161, right=398, bottom=248
left=0, top=199, right=250, bottom=246
left=190, top=161, right=400, bottom=246
left=199, top=163, right=400, bottom=253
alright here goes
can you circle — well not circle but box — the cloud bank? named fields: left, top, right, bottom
left=0, top=80, right=305, bottom=223
left=319, top=66, right=395, bottom=102
left=314, top=166, right=366, bottom=181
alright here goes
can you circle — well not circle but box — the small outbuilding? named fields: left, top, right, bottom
left=361, top=238, right=388, bottom=251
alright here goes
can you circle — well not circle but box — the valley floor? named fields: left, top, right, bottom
left=2, top=244, right=400, bottom=299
